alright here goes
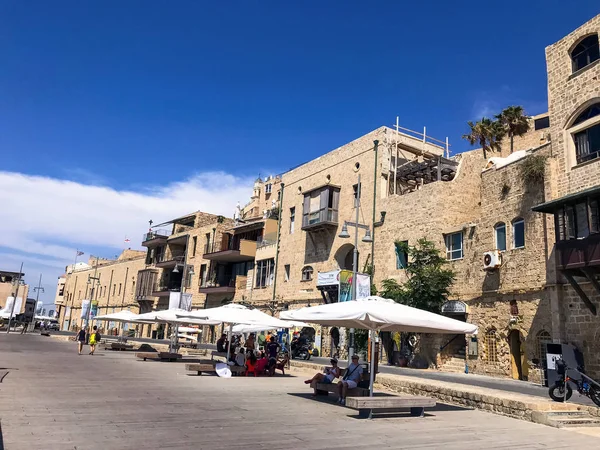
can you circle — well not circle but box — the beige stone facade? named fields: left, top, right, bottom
left=58, top=250, right=147, bottom=332
left=0, top=270, right=29, bottom=315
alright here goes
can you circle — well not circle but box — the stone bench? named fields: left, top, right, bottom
left=345, top=396, right=436, bottom=419
left=103, top=343, right=134, bottom=351
left=136, top=352, right=182, bottom=362
left=211, top=351, right=228, bottom=360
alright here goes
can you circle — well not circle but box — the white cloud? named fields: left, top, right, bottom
left=0, top=170, right=254, bottom=307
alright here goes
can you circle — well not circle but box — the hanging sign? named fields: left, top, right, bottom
left=441, top=300, right=467, bottom=314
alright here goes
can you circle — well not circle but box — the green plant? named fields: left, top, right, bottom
left=379, top=239, right=455, bottom=313
left=496, top=106, right=531, bottom=153
left=520, top=154, right=548, bottom=183
left=501, top=183, right=511, bottom=199
left=462, top=117, right=505, bottom=159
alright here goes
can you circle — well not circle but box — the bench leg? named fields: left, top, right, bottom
left=197, top=371, right=202, bottom=376
left=410, top=407, right=424, bottom=417
left=358, top=408, right=373, bottom=419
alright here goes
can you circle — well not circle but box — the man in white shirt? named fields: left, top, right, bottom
left=337, top=355, right=363, bottom=405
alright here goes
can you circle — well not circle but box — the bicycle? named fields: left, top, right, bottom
left=548, top=358, right=600, bottom=407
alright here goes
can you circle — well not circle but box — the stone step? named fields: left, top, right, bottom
left=538, top=411, right=600, bottom=428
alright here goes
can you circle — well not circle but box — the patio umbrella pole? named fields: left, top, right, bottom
left=369, top=329, right=376, bottom=397
left=227, top=323, right=233, bottom=362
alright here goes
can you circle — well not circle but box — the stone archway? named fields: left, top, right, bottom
left=334, top=243, right=357, bottom=271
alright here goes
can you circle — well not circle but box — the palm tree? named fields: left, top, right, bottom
left=495, top=106, right=530, bottom=153
left=462, top=117, right=505, bottom=159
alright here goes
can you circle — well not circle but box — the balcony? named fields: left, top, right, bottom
left=556, top=234, right=600, bottom=272
left=203, top=239, right=257, bottom=262
left=199, top=278, right=236, bottom=294
left=301, top=207, right=339, bottom=232
left=155, top=251, right=186, bottom=269
left=151, top=283, right=181, bottom=297
left=142, top=229, right=170, bottom=247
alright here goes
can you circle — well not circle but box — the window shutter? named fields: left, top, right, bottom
left=591, top=200, right=599, bottom=233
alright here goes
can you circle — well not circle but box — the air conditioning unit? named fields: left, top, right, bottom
left=483, top=250, right=502, bottom=270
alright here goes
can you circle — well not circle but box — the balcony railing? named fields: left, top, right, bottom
left=301, top=208, right=338, bottom=231
left=199, top=277, right=236, bottom=293
left=203, top=239, right=256, bottom=262
left=142, top=229, right=170, bottom=243
left=556, top=233, right=600, bottom=271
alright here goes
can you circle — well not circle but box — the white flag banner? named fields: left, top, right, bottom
left=1, top=297, right=23, bottom=317
left=81, top=300, right=91, bottom=319
left=180, top=293, right=193, bottom=311
left=356, top=274, right=372, bottom=298
left=168, top=291, right=180, bottom=310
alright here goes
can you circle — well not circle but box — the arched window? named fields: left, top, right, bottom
left=536, top=330, right=552, bottom=360
left=494, top=222, right=506, bottom=251
left=485, top=329, right=498, bottom=363
left=512, top=218, right=525, bottom=249
left=571, top=101, right=600, bottom=164
left=301, top=266, right=313, bottom=281
left=571, top=34, right=600, bottom=73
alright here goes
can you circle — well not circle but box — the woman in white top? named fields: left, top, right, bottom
left=235, top=348, right=246, bottom=367
left=304, top=358, right=341, bottom=387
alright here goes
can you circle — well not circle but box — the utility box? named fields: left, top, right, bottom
left=468, top=336, right=478, bottom=356
left=544, top=343, right=584, bottom=387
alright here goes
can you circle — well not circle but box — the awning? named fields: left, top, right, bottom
left=532, top=185, right=600, bottom=213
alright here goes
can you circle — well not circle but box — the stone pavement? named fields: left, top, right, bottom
left=1, top=335, right=600, bottom=449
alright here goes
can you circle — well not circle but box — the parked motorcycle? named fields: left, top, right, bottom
left=291, top=341, right=311, bottom=360
left=548, top=358, right=600, bottom=406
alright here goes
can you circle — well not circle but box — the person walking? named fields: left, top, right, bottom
left=88, top=325, right=101, bottom=355
left=76, top=328, right=87, bottom=355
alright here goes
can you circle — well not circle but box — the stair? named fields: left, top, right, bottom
left=538, top=411, right=600, bottom=428
left=439, top=356, right=466, bottom=373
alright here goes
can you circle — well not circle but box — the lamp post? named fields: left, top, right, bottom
left=28, top=274, right=45, bottom=333
left=6, top=263, right=24, bottom=334
left=338, top=174, right=372, bottom=359
left=85, top=257, right=101, bottom=329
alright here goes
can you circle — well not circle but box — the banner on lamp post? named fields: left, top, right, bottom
left=80, top=300, right=90, bottom=319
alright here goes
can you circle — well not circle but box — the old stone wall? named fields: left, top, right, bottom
left=545, top=14, right=600, bottom=197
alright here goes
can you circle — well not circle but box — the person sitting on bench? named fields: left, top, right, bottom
left=246, top=352, right=258, bottom=376
left=235, top=348, right=246, bottom=367
left=304, top=358, right=341, bottom=387
left=216, top=334, right=228, bottom=353
left=255, top=351, right=268, bottom=375
left=337, top=355, right=363, bottom=405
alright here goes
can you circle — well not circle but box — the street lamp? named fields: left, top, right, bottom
left=337, top=173, right=373, bottom=359
left=6, top=262, right=24, bottom=334
left=85, top=257, right=101, bottom=329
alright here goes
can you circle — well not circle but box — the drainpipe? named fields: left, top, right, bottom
left=371, top=140, right=379, bottom=281
left=271, top=183, right=285, bottom=305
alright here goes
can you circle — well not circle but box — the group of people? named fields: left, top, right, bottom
left=305, top=354, right=363, bottom=405
left=216, top=332, right=287, bottom=376
left=76, top=325, right=101, bottom=355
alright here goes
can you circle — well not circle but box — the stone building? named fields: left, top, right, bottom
left=0, top=269, right=29, bottom=315
left=58, top=251, right=147, bottom=332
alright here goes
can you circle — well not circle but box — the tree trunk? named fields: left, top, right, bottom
left=510, top=133, right=514, bottom=153
left=482, top=146, right=487, bottom=160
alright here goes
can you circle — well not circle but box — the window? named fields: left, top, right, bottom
left=301, top=266, right=313, bottom=281
left=494, top=222, right=506, bottom=251
left=186, top=265, right=194, bottom=288
left=557, top=201, right=600, bottom=240
left=536, top=330, right=552, bottom=360
left=289, top=207, right=295, bottom=234
left=112, top=284, right=116, bottom=296
left=573, top=122, right=600, bottom=165
left=205, top=233, right=211, bottom=253
left=199, top=264, right=208, bottom=287
left=265, top=183, right=272, bottom=194
left=284, top=264, right=290, bottom=282
left=445, top=232, right=463, bottom=260
left=509, top=300, right=519, bottom=316
left=353, top=182, right=362, bottom=200
left=534, top=116, right=550, bottom=130
left=395, top=241, right=408, bottom=269
left=302, top=186, right=340, bottom=229
left=255, top=258, right=275, bottom=288
left=512, top=218, right=525, bottom=249
left=571, top=34, right=600, bottom=73
left=118, top=283, right=122, bottom=296
left=485, top=329, right=498, bottom=363
left=192, top=236, right=197, bottom=257
left=591, top=199, right=599, bottom=234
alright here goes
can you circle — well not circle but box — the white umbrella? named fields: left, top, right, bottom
left=231, top=320, right=310, bottom=334
left=178, top=304, right=294, bottom=358
left=280, top=296, right=478, bottom=397
left=95, top=310, right=149, bottom=323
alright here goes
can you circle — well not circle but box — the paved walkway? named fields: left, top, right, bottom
left=1, top=335, right=599, bottom=449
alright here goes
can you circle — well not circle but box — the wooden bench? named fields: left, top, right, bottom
left=104, top=343, right=134, bottom=351
left=185, top=363, right=246, bottom=376
left=345, top=396, right=436, bottom=419
left=136, top=352, right=182, bottom=362
left=211, top=351, right=228, bottom=360
left=310, top=380, right=370, bottom=398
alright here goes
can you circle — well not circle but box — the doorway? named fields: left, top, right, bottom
left=509, top=330, right=528, bottom=380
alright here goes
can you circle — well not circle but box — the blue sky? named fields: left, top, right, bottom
left=0, top=1, right=598, bottom=308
